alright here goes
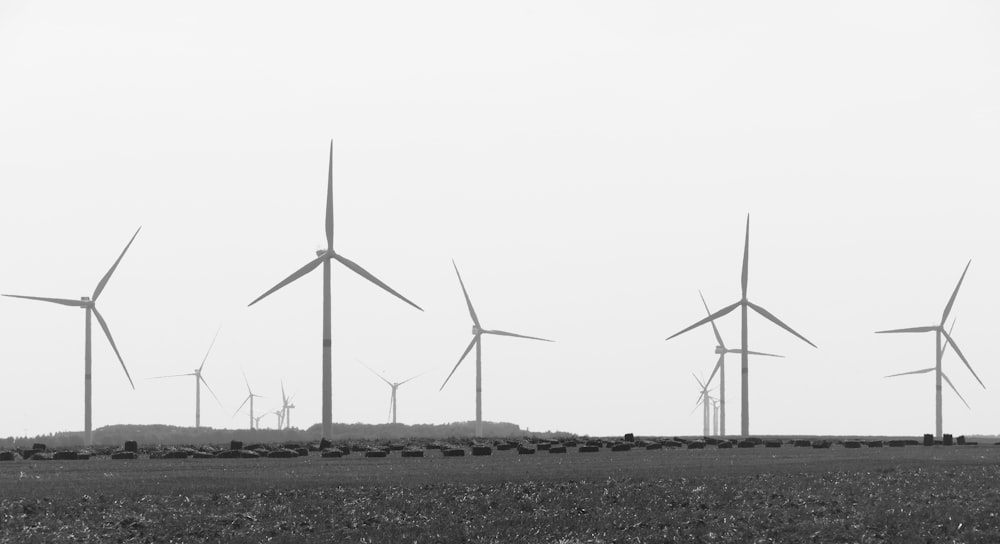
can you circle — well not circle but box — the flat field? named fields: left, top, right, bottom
left=3, top=445, right=1000, bottom=543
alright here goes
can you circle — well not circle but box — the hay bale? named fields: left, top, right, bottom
left=764, top=440, right=782, bottom=448
left=53, top=451, right=78, bottom=460
left=585, top=440, right=603, bottom=448
left=239, top=450, right=260, bottom=459
left=662, top=440, right=682, bottom=448
left=295, top=447, right=309, bottom=457
left=562, top=440, right=578, bottom=448
left=793, top=440, right=811, bottom=448
left=579, top=445, right=599, bottom=453
left=611, top=443, right=631, bottom=452
left=495, top=443, right=514, bottom=451
left=123, top=441, right=138, bottom=453
left=536, top=442, right=551, bottom=451
left=717, top=441, right=733, bottom=449
left=442, top=448, right=465, bottom=457
left=32, top=443, right=46, bottom=451
left=645, top=443, right=663, bottom=450
left=30, top=452, right=53, bottom=461
left=943, top=434, right=954, bottom=446
left=319, top=438, right=332, bottom=450
left=321, top=450, right=343, bottom=458
left=737, top=440, right=755, bottom=449
left=230, top=440, right=244, bottom=451
left=888, top=440, right=906, bottom=448
left=867, top=440, right=883, bottom=448
left=957, top=435, right=966, bottom=446
left=192, top=452, right=215, bottom=459
left=687, top=441, right=706, bottom=450
left=549, top=446, right=567, bottom=454
left=471, top=446, right=492, bottom=456
left=517, top=445, right=536, bottom=455
left=0, top=451, right=15, bottom=462
left=111, top=451, right=137, bottom=460
left=811, top=440, right=831, bottom=449
left=267, top=449, right=298, bottom=458
left=623, top=433, right=635, bottom=442
left=163, top=450, right=190, bottom=459
left=215, top=450, right=242, bottom=459
left=401, top=449, right=424, bottom=458
left=923, top=434, right=934, bottom=446
left=843, top=441, right=862, bottom=449
left=364, top=450, right=388, bottom=458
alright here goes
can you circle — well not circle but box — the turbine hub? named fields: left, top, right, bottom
left=714, top=346, right=726, bottom=355
left=472, top=324, right=481, bottom=335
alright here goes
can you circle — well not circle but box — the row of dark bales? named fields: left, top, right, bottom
left=0, top=433, right=984, bottom=461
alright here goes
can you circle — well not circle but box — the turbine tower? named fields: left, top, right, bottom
left=234, top=372, right=264, bottom=430
left=360, top=361, right=421, bottom=424
left=698, top=290, right=782, bottom=436
left=3, top=227, right=140, bottom=446
left=667, top=216, right=815, bottom=436
left=710, top=397, right=719, bottom=436
left=693, top=374, right=712, bottom=437
left=248, top=142, right=423, bottom=440
left=876, top=261, right=983, bottom=438
left=440, top=261, right=554, bottom=438
left=148, top=328, right=223, bottom=428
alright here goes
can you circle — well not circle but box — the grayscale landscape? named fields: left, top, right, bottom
left=1, top=1, right=999, bottom=542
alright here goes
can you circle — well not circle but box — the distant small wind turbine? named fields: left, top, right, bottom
left=359, top=360, right=422, bottom=424
left=692, top=374, right=712, bottom=437
left=248, top=142, right=423, bottom=440
left=877, top=261, right=984, bottom=438
left=3, top=227, right=141, bottom=447
left=698, top=290, right=782, bottom=436
left=148, top=328, right=223, bottom=428
left=440, top=261, right=554, bottom=438
left=273, top=409, right=285, bottom=429
left=234, top=372, right=264, bottom=430
left=279, top=381, right=296, bottom=429
left=667, top=215, right=815, bottom=436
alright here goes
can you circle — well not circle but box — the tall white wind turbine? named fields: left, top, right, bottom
left=3, top=227, right=140, bottom=446
left=148, top=328, right=223, bottom=428
left=698, top=290, right=783, bottom=436
left=279, top=381, right=296, bottom=429
left=234, top=372, right=264, bottom=430
left=876, top=261, right=983, bottom=438
left=666, top=216, right=816, bottom=436
left=360, top=361, right=421, bottom=424
left=440, top=261, right=554, bottom=438
left=248, top=142, right=423, bottom=439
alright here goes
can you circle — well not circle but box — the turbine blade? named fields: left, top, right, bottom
left=942, top=329, right=985, bottom=389
left=452, top=260, right=480, bottom=327
left=233, top=396, right=250, bottom=416
left=326, top=140, right=334, bottom=252
left=358, top=359, right=392, bottom=386
left=398, top=372, right=424, bottom=386
left=440, top=336, right=478, bottom=391
left=281, top=380, right=287, bottom=405
left=941, top=260, right=971, bottom=326
left=92, top=307, right=134, bottom=389
left=1, top=294, right=87, bottom=307
left=201, top=375, right=224, bottom=408
left=147, top=373, right=196, bottom=379
left=666, top=301, right=740, bottom=341
left=940, top=320, right=956, bottom=359
left=744, top=350, right=784, bottom=358
left=693, top=373, right=706, bottom=390
left=705, top=353, right=724, bottom=387
left=242, top=370, right=252, bottom=394
left=331, top=252, right=423, bottom=311
left=747, top=301, right=816, bottom=348
left=875, top=326, right=938, bottom=334
left=198, top=327, right=222, bottom=373
left=741, top=214, right=750, bottom=299
left=941, top=372, right=971, bottom=410
left=699, top=290, right=725, bottom=348
left=93, top=227, right=141, bottom=301
left=248, top=254, right=326, bottom=307
left=885, top=367, right=934, bottom=378
left=482, top=329, right=554, bottom=342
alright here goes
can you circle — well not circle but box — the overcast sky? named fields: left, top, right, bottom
left=1, top=2, right=998, bottom=439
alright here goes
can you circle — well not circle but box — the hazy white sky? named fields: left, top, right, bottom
left=1, top=1, right=998, bottom=439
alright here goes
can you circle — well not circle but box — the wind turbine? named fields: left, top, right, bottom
left=234, top=372, right=264, bottom=430
left=3, top=227, right=140, bottom=447
left=148, top=328, right=223, bottom=428
left=248, top=142, right=423, bottom=440
left=667, top=216, right=816, bottom=436
left=273, top=409, right=285, bottom=429
left=279, top=381, right=296, bottom=429
left=876, top=261, right=983, bottom=438
left=440, top=261, right=554, bottom=438
left=698, top=290, right=783, bottom=436
left=359, top=361, right=422, bottom=424
left=693, top=374, right=712, bottom=437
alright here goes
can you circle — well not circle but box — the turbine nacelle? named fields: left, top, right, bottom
left=472, top=324, right=481, bottom=336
